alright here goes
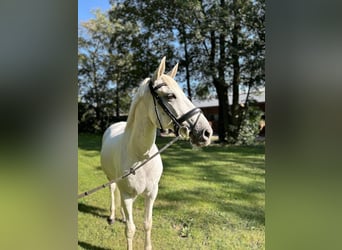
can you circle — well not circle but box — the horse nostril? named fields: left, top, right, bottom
left=203, top=129, right=211, bottom=139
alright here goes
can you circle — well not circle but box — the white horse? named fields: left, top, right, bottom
left=101, top=57, right=213, bottom=250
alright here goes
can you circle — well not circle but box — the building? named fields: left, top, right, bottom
left=192, top=89, right=265, bottom=134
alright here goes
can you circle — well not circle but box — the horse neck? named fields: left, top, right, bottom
left=124, top=98, right=156, bottom=160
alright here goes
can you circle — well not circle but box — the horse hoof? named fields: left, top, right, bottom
left=107, top=218, right=114, bottom=225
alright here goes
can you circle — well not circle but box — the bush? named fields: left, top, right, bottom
left=78, top=102, right=128, bottom=134
left=236, top=106, right=264, bottom=145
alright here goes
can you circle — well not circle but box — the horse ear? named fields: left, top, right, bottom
left=152, top=56, right=166, bottom=81
left=167, top=63, right=178, bottom=78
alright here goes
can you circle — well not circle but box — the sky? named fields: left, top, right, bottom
left=78, top=0, right=111, bottom=24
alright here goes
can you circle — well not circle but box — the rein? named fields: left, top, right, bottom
left=78, top=135, right=181, bottom=199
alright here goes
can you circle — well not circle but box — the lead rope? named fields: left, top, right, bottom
left=78, top=135, right=181, bottom=199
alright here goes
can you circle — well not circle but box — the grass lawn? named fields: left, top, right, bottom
left=78, top=133, right=265, bottom=250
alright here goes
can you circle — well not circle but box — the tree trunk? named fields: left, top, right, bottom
left=217, top=15, right=228, bottom=142
left=115, top=82, right=120, bottom=117
left=184, top=52, right=192, bottom=100
left=208, top=28, right=230, bottom=142
left=180, top=23, right=192, bottom=100
left=215, top=80, right=229, bottom=142
left=229, top=13, right=241, bottom=142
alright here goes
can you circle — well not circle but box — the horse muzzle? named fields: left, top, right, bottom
left=190, top=127, right=212, bottom=146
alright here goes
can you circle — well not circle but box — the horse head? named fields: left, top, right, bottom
left=148, top=57, right=212, bottom=146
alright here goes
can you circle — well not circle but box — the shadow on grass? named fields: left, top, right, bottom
left=78, top=241, right=111, bottom=250
left=224, top=202, right=265, bottom=225
left=95, top=166, right=104, bottom=171
left=157, top=186, right=265, bottom=226
left=78, top=202, right=107, bottom=219
left=78, top=133, right=102, bottom=151
left=78, top=202, right=127, bottom=224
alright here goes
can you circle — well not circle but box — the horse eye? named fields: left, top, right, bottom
left=166, top=93, right=176, bottom=100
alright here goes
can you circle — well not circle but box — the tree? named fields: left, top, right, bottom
left=79, top=1, right=265, bottom=141
left=78, top=10, right=115, bottom=132
left=114, top=0, right=264, bottom=142
left=191, top=0, right=265, bottom=142
left=109, top=1, right=195, bottom=98
left=78, top=8, right=142, bottom=132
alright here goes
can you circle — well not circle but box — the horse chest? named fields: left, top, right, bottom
left=119, top=159, right=163, bottom=197
left=119, top=172, right=147, bottom=196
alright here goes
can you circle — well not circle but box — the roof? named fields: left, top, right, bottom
left=192, top=89, right=265, bottom=108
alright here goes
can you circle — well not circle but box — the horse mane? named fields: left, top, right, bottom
left=125, top=78, right=151, bottom=130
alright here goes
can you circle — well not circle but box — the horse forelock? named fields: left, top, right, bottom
left=160, top=74, right=182, bottom=93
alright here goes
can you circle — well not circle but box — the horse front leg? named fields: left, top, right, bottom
left=107, top=183, right=116, bottom=224
left=122, top=197, right=136, bottom=250
left=144, top=188, right=158, bottom=250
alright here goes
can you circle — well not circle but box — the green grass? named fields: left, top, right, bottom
left=78, top=133, right=265, bottom=250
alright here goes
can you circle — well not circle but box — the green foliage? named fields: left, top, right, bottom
left=78, top=134, right=265, bottom=249
left=236, top=106, right=264, bottom=145
left=78, top=8, right=145, bottom=133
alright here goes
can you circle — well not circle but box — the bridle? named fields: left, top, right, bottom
left=148, top=79, right=202, bottom=138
